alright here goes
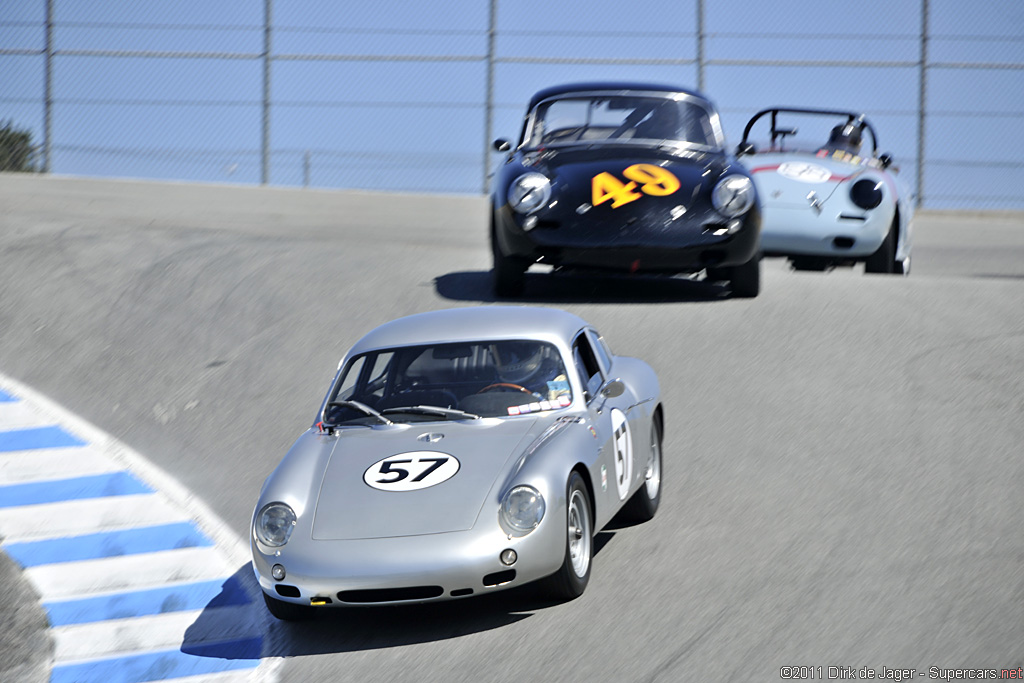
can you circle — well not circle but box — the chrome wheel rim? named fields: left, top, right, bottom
left=567, top=488, right=591, bottom=578
left=645, top=427, right=662, bottom=499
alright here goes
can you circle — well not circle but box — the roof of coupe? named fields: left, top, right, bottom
left=526, top=81, right=710, bottom=109
left=348, top=306, right=590, bottom=355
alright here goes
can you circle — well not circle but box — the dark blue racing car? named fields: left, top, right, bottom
left=490, top=82, right=762, bottom=298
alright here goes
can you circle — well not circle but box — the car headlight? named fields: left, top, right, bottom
left=500, top=485, right=546, bottom=535
left=850, top=178, right=884, bottom=209
left=508, top=173, right=552, bottom=214
left=712, top=175, right=755, bottom=217
left=255, top=502, right=296, bottom=547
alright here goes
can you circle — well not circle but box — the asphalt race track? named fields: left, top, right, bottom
left=1, top=174, right=1022, bottom=683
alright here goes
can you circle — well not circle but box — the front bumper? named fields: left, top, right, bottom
left=494, top=205, right=761, bottom=273
left=759, top=205, right=890, bottom=259
left=252, top=512, right=566, bottom=607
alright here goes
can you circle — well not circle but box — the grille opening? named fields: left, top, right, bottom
left=699, top=250, right=727, bottom=266
left=275, top=584, right=301, bottom=598
left=337, top=586, right=444, bottom=603
left=833, top=237, right=856, bottom=249
left=483, top=569, right=516, bottom=587
left=450, top=588, right=474, bottom=597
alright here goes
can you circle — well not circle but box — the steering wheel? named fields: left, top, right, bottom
left=476, top=383, right=532, bottom=394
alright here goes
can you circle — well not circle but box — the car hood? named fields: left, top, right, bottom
left=310, top=418, right=541, bottom=540
left=745, top=152, right=868, bottom=207
left=511, top=145, right=739, bottom=240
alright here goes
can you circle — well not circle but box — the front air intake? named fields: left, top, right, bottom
left=482, top=569, right=517, bottom=586
left=337, top=586, right=444, bottom=603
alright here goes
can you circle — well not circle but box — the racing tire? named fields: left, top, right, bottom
left=728, top=254, right=761, bottom=298
left=491, top=229, right=526, bottom=298
left=621, top=414, right=663, bottom=523
left=865, top=222, right=897, bottom=274
left=541, top=471, right=593, bottom=601
left=790, top=257, right=831, bottom=272
left=894, top=255, right=911, bottom=276
left=263, top=592, right=316, bottom=621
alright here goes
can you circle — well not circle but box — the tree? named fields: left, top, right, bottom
left=0, top=121, right=40, bottom=172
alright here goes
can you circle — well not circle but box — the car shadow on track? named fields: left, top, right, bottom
left=435, top=270, right=729, bottom=304
left=182, top=533, right=618, bottom=658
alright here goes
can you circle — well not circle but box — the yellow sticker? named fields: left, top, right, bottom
left=591, top=164, right=681, bottom=209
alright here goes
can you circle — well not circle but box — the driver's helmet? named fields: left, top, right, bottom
left=491, top=341, right=546, bottom=385
left=824, top=120, right=863, bottom=154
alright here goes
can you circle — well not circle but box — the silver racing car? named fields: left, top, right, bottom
left=251, top=306, right=664, bottom=620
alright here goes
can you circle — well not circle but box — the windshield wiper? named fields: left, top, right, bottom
left=380, top=405, right=481, bottom=420
left=326, top=400, right=394, bottom=426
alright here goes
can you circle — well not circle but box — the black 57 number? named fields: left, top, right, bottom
left=376, top=457, right=449, bottom=484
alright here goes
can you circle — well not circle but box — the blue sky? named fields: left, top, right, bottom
left=1, top=0, right=1022, bottom=208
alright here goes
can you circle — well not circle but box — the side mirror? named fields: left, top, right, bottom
left=493, top=139, right=511, bottom=152
left=736, top=142, right=755, bottom=156
left=600, top=379, right=625, bottom=399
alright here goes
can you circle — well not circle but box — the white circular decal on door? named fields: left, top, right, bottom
left=364, top=451, right=460, bottom=491
left=610, top=408, right=633, bottom=501
left=777, top=162, right=832, bottom=184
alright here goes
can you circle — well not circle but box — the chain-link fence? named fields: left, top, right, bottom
left=2, top=0, right=1022, bottom=209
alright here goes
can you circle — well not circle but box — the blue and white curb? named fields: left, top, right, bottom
left=0, top=374, right=282, bottom=683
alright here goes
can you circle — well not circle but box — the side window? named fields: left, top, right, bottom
left=335, top=356, right=367, bottom=401
left=588, top=329, right=613, bottom=374
left=572, top=332, right=604, bottom=402
left=334, top=351, right=394, bottom=403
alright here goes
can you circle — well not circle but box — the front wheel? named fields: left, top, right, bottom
left=621, top=414, right=663, bottom=523
left=540, top=471, right=593, bottom=601
left=865, top=222, right=897, bottom=274
left=727, top=254, right=761, bottom=298
left=491, top=226, right=526, bottom=297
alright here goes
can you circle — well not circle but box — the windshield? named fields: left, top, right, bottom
left=322, top=339, right=573, bottom=424
left=744, top=112, right=878, bottom=160
left=524, top=94, right=718, bottom=149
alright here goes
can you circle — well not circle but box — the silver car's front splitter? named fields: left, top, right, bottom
left=252, top=517, right=566, bottom=607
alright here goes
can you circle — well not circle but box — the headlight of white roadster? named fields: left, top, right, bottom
left=712, top=174, right=755, bottom=217
left=255, top=502, right=296, bottom=547
left=508, top=173, right=552, bottom=214
left=500, top=485, right=546, bottom=534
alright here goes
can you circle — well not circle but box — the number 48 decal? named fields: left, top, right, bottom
left=592, top=163, right=681, bottom=209
left=363, top=452, right=460, bottom=491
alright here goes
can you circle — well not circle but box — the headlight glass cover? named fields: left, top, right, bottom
left=508, top=173, right=552, bottom=214
left=255, top=502, right=296, bottom=547
left=850, top=178, right=884, bottom=209
left=500, top=485, right=546, bottom=534
left=712, top=174, right=755, bottom=217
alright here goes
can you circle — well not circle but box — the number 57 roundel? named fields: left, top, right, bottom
left=364, top=452, right=461, bottom=491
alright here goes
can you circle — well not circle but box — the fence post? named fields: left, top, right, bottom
left=916, top=0, right=928, bottom=208
left=261, top=0, right=272, bottom=185
left=43, top=0, right=53, bottom=173
left=696, top=0, right=705, bottom=92
left=483, top=0, right=497, bottom=194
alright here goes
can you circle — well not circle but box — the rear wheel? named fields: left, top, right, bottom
left=541, top=471, right=593, bottom=601
left=263, top=592, right=316, bottom=621
left=895, top=255, right=911, bottom=275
